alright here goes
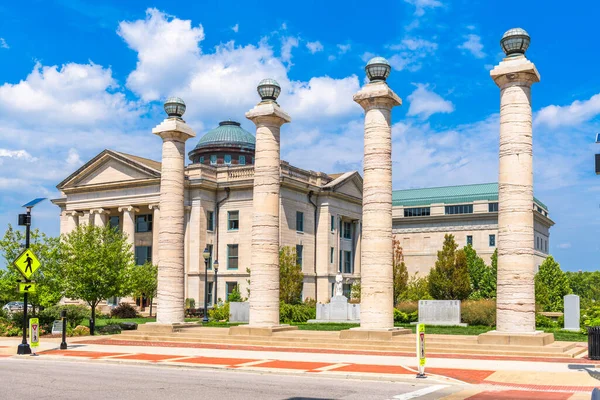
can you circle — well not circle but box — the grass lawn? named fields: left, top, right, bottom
left=80, top=317, right=156, bottom=328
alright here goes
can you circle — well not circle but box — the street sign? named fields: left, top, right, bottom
left=17, top=282, right=36, bottom=294
left=416, top=323, right=426, bottom=377
left=29, top=318, right=39, bottom=349
left=12, top=249, right=40, bottom=279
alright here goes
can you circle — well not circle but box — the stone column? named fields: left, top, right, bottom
left=342, top=57, right=405, bottom=339
left=152, top=98, right=195, bottom=326
left=149, top=204, right=160, bottom=265
left=90, top=208, right=109, bottom=227
left=118, top=206, right=138, bottom=249
left=240, top=79, right=291, bottom=330
left=64, top=211, right=81, bottom=234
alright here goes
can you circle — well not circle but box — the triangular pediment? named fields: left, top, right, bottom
left=323, top=171, right=363, bottom=199
left=58, top=150, right=161, bottom=190
left=335, top=177, right=363, bottom=198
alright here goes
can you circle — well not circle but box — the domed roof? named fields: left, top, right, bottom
left=193, top=120, right=255, bottom=150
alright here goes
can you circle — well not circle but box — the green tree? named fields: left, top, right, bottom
left=0, top=224, right=63, bottom=311
left=351, top=280, right=361, bottom=301
left=479, top=249, right=498, bottom=299
left=566, top=271, right=600, bottom=308
left=428, top=234, right=471, bottom=300
left=464, top=244, right=487, bottom=298
left=535, top=256, right=571, bottom=312
left=60, top=224, right=134, bottom=333
left=130, top=262, right=158, bottom=317
left=392, top=238, right=408, bottom=304
left=279, top=246, right=303, bottom=305
left=398, top=272, right=432, bottom=301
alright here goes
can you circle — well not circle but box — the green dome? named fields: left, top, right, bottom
left=193, top=120, right=255, bottom=150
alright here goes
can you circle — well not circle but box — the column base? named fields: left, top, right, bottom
left=478, top=330, right=555, bottom=346
left=339, top=327, right=411, bottom=340
left=229, top=325, right=299, bottom=337
left=137, top=322, right=199, bottom=334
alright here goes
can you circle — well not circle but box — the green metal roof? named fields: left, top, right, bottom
left=392, top=183, right=548, bottom=210
left=193, top=120, right=255, bottom=150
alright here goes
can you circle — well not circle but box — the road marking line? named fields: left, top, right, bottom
left=392, top=385, right=449, bottom=400
left=311, top=363, right=351, bottom=372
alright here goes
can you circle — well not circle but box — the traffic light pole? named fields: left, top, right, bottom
left=17, top=208, right=32, bottom=355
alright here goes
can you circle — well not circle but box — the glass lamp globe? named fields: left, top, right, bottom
left=365, top=57, right=391, bottom=82
left=257, top=78, right=281, bottom=102
left=500, top=28, right=530, bottom=57
left=164, top=97, right=186, bottom=118
left=202, top=247, right=210, bottom=260
left=213, top=260, right=219, bottom=272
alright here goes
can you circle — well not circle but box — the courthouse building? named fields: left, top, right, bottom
left=52, top=120, right=554, bottom=306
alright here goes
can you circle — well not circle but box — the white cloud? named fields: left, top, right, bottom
left=306, top=41, right=323, bottom=54
left=458, top=34, right=486, bottom=59
left=328, top=55, right=336, bottom=61
left=535, top=93, right=600, bottom=128
left=407, top=84, right=454, bottom=119
left=404, top=0, right=443, bottom=16
left=557, top=243, right=572, bottom=249
left=0, top=38, right=8, bottom=49
left=231, top=24, right=239, bottom=33
left=280, top=36, right=299, bottom=65
left=337, top=44, right=351, bottom=54
left=388, top=38, right=437, bottom=72
left=0, top=149, right=36, bottom=162
left=66, top=148, right=82, bottom=166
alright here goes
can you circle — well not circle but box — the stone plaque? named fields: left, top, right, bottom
left=349, top=304, right=360, bottom=321
left=330, top=296, right=349, bottom=320
left=51, top=320, right=63, bottom=335
left=417, top=300, right=465, bottom=326
left=229, top=301, right=249, bottom=323
left=564, top=294, right=580, bottom=332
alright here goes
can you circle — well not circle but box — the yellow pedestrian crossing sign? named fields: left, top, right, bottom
left=17, top=282, right=36, bottom=294
left=13, top=249, right=40, bottom=279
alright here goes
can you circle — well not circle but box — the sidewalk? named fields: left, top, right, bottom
left=0, top=336, right=597, bottom=399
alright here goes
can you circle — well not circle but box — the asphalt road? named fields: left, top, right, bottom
left=0, top=358, right=460, bottom=400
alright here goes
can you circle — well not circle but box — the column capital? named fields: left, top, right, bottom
left=118, top=205, right=140, bottom=213
left=65, top=210, right=83, bottom=217
left=353, top=82, right=402, bottom=111
left=490, top=56, right=540, bottom=88
left=246, top=102, right=291, bottom=127
left=148, top=203, right=160, bottom=210
left=152, top=118, right=196, bottom=142
left=90, top=208, right=109, bottom=215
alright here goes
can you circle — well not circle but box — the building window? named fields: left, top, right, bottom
left=109, top=216, right=120, bottom=230
left=228, top=211, right=239, bottom=231
left=135, top=246, right=152, bottom=265
left=227, top=244, right=238, bottom=270
left=239, top=155, right=246, bottom=165
left=296, top=211, right=304, bottom=232
left=206, top=244, right=213, bottom=270
left=296, top=245, right=303, bottom=267
left=199, top=156, right=205, bottom=164
left=489, top=202, right=499, bottom=212
left=343, top=222, right=352, bottom=239
left=545, top=240, right=548, bottom=252
left=339, top=250, right=342, bottom=273
left=404, top=207, right=431, bottom=217
left=330, top=215, right=335, bottom=232
left=330, top=247, right=334, bottom=263
left=224, top=155, right=232, bottom=165
left=344, top=251, right=352, bottom=274
left=207, top=211, right=214, bottom=231
left=489, top=234, right=496, bottom=247
left=210, top=155, right=217, bottom=165
left=536, top=237, right=539, bottom=249
left=135, top=214, right=153, bottom=232
left=225, top=282, right=238, bottom=301
left=343, top=284, right=352, bottom=299
left=466, top=235, right=473, bottom=246
left=207, top=282, right=213, bottom=306
left=445, top=204, right=473, bottom=215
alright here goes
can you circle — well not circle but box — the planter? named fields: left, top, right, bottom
left=588, top=326, right=600, bottom=360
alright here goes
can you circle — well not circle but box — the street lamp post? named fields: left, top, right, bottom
left=213, top=260, right=219, bottom=305
left=202, top=247, right=210, bottom=323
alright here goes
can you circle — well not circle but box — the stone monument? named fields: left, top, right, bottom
left=563, top=295, right=580, bottom=332
left=416, top=300, right=466, bottom=327
left=478, top=29, right=553, bottom=346
left=310, top=274, right=360, bottom=323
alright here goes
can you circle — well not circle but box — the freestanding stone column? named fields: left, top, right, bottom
left=479, top=29, right=553, bottom=346
left=149, top=204, right=160, bottom=265
left=118, top=206, right=138, bottom=249
left=245, top=79, right=291, bottom=328
left=152, top=97, right=195, bottom=326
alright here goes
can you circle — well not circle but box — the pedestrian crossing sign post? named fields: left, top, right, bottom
left=416, top=323, right=426, bottom=378
left=17, top=282, right=36, bottom=294
left=13, top=249, right=40, bottom=280
left=29, top=317, right=40, bottom=354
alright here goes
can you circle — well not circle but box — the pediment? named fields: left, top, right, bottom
left=335, top=178, right=363, bottom=198
left=58, top=150, right=161, bottom=190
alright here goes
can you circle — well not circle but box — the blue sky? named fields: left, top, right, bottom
left=0, top=0, right=598, bottom=271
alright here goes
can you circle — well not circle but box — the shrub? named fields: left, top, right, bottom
left=280, top=302, right=316, bottom=323
left=208, top=302, right=230, bottom=321
left=396, top=302, right=418, bottom=314
left=72, top=325, right=90, bottom=336
left=228, top=288, right=243, bottom=303
left=110, top=303, right=139, bottom=319
left=185, top=298, right=196, bottom=309
left=0, top=317, right=21, bottom=336
left=98, top=324, right=121, bottom=335
left=393, top=308, right=418, bottom=324
left=461, top=299, right=496, bottom=326
left=399, top=273, right=432, bottom=301
left=536, top=314, right=558, bottom=328
left=39, top=305, right=91, bottom=329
